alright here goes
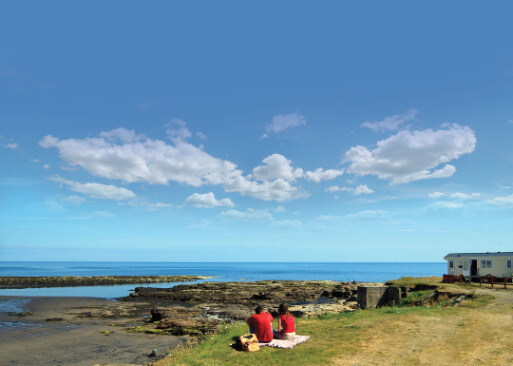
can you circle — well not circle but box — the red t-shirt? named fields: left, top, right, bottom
left=280, top=314, right=295, bottom=333
left=247, top=312, right=273, bottom=342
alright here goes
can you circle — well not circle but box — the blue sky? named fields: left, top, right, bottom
left=1, top=1, right=513, bottom=262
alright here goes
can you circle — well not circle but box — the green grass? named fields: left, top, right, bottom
left=385, top=276, right=442, bottom=287
left=159, top=306, right=447, bottom=366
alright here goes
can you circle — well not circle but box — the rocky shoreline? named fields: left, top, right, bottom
left=123, top=280, right=383, bottom=336
left=0, top=275, right=211, bottom=289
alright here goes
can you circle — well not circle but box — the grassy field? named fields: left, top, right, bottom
left=151, top=281, right=513, bottom=366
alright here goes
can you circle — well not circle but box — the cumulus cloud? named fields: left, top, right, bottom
left=253, top=154, right=303, bottom=182
left=186, top=192, right=235, bottom=208
left=43, top=164, right=50, bottom=169
left=325, top=184, right=374, bottom=195
left=345, top=124, right=476, bottom=184
left=224, top=176, right=308, bottom=202
left=5, top=143, right=18, bottom=149
left=262, top=113, right=306, bottom=138
left=429, top=192, right=445, bottom=199
left=39, top=127, right=238, bottom=187
left=50, top=176, right=136, bottom=200
left=39, top=124, right=338, bottom=202
left=361, top=108, right=418, bottom=132
left=218, top=208, right=273, bottom=221
left=305, top=168, right=344, bottom=182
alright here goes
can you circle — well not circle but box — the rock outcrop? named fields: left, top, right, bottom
left=128, top=280, right=381, bottom=335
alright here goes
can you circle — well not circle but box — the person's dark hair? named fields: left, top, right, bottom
left=278, top=303, right=290, bottom=318
left=255, top=305, right=264, bottom=314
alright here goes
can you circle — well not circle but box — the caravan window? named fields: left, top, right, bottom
left=480, top=260, right=492, bottom=269
left=507, top=260, right=512, bottom=269
left=449, top=260, right=454, bottom=269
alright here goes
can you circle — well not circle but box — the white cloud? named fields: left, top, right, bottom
left=43, top=164, right=50, bottom=169
left=305, top=168, right=344, bottom=182
left=272, top=219, right=302, bottom=228
left=508, top=120, right=513, bottom=124
left=39, top=127, right=238, bottom=187
left=354, top=185, right=375, bottom=195
left=5, top=143, right=18, bottom=149
left=219, top=209, right=273, bottom=221
left=30, top=159, right=40, bottom=163
left=41, top=200, right=65, bottom=213
left=50, top=176, right=136, bottom=200
left=317, top=210, right=389, bottom=221
left=427, top=201, right=464, bottom=209
left=262, top=113, right=306, bottom=138
left=165, top=118, right=192, bottom=141
left=224, top=176, right=308, bottom=202
left=186, top=192, right=235, bottom=208
left=429, top=192, right=481, bottom=200
left=360, top=108, right=418, bottom=132
left=61, top=195, right=86, bottom=205
left=345, top=124, right=476, bottom=184
left=450, top=192, right=481, bottom=200
left=492, top=194, right=513, bottom=205
left=274, top=205, right=285, bottom=212
left=325, top=184, right=374, bottom=195
left=253, top=154, right=303, bottom=182
left=196, top=132, right=208, bottom=140
left=344, top=210, right=390, bottom=219
left=39, top=125, right=336, bottom=203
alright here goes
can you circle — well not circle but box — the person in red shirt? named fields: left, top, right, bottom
left=246, top=305, right=273, bottom=342
left=275, top=303, right=295, bottom=339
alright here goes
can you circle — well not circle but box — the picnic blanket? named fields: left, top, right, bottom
left=259, top=335, right=310, bottom=349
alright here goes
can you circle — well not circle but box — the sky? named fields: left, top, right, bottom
left=1, top=1, right=513, bottom=262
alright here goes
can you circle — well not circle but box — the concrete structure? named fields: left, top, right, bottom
left=444, top=252, right=513, bottom=279
left=357, top=286, right=404, bottom=309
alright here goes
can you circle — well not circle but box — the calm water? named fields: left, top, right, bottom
left=0, top=261, right=445, bottom=298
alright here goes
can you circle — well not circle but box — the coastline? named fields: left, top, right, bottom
left=0, top=295, right=187, bottom=366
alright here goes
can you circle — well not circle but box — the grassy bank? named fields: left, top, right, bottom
left=0, top=275, right=211, bottom=289
left=153, top=283, right=513, bottom=366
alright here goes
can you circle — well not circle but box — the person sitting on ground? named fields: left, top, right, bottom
left=246, top=305, right=273, bottom=342
left=275, top=303, right=295, bottom=339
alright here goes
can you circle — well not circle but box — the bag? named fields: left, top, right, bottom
left=239, top=333, right=260, bottom=352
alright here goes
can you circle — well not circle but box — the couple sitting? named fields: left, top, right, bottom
left=246, top=303, right=296, bottom=343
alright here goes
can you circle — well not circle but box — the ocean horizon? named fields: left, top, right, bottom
left=0, top=261, right=446, bottom=298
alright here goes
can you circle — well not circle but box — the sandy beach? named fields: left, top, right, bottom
left=0, top=296, right=187, bottom=366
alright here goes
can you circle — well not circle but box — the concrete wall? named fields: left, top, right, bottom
left=357, top=286, right=404, bottom=309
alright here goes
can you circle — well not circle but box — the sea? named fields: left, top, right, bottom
left=0, top=261, right=446, bottom=299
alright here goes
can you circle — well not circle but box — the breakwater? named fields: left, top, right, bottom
left=0, top=275, right=211, bottom=289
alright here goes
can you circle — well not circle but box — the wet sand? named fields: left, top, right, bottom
left=0, top=296, right=187, bottom=366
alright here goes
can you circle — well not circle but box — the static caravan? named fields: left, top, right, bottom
left=444, top=252, right=513, bottom=279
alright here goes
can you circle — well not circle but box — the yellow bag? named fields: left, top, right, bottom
left=239, top=333, right=260, bottom=352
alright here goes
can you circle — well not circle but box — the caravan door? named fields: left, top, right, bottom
left=470, top=259, right=478, bottom=277
left=462, top=260, right=470, bottom=277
